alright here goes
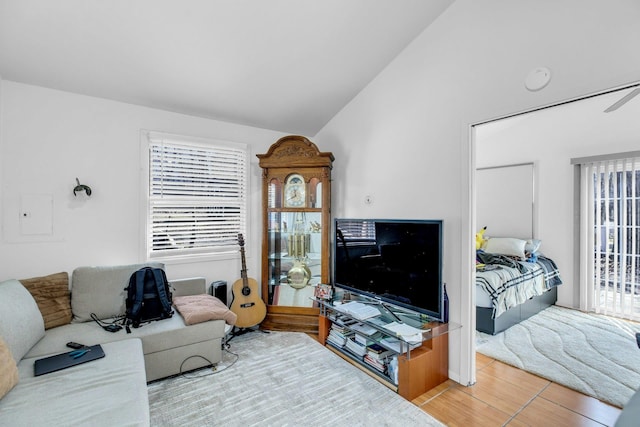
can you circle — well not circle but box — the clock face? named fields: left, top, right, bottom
left=284, top=174, right=306, bottom=208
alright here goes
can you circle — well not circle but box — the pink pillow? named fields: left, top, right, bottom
left=173, top=294, right=237, bottom=326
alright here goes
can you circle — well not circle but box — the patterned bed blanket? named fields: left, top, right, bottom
left=476, top=254, right=562, bottom=318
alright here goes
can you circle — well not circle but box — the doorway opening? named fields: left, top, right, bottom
left=467, top=82, right=640, bottom=384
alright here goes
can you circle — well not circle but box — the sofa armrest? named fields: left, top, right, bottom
left=616, top=387, right=640, bottom=426
left=170, top=277, right=207, bottom=297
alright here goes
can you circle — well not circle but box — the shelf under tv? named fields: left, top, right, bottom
left=316, top=295, right=457, bottom=401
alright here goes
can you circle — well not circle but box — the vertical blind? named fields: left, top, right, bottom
left=147, top=134, right=247, bottom=258
left=580, top=156, right=640, bottom=320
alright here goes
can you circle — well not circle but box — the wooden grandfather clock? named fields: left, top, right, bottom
left=257, top=135, right=334, bottom=333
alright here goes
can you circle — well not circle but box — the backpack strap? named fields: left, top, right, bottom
left=130, top=268, right=148, bottom=320
left=151, top=268, right=173, bottom=316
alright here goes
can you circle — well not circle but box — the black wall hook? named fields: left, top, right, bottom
left=73, top=178, right=92, bottom=196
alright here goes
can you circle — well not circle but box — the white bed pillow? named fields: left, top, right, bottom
left=484, top=237, right=527, bottom=260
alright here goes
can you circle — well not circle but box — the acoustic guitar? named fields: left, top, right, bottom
left=230, top=233, right=267, bottom=328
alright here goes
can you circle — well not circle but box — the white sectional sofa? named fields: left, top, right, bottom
left=616, top=387, right=640, bottom=426
left=0, top=263, right=233, bottom=426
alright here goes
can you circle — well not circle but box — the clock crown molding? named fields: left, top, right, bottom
left=257, top=135, right=335, bottom=168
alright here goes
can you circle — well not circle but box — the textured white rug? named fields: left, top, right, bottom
left=148, top=331, right=444, bottom=426
left=476, top=306, right=640, bottom=408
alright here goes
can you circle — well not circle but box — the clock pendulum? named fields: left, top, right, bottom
left=287, top=212, right=311, bottom=289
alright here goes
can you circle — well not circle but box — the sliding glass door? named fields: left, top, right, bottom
left=580, top=154, right=640, bottom=320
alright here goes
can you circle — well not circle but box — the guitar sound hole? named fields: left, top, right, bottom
left=242, top=287, right=251, bottom=296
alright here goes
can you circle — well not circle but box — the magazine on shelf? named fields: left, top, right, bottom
left=366, top=343, right=393, bottom=360
left=382, top=321, right=425, bottom=344
left=379, top=336, right=422, bottom=353
left=355, top=334, right=375, bottom=346
left=330, top=324, right=349, bottom=334
left=331, top=315, right=358, bottom=327
left=345, top=336, right=367, bottom=357
left=327, top=335, right=346, bottom=348
left=333, top=301, right=380, bottom=320
left=363, top=354, right=386, bottom=373
left=350, top=322, right=377, bottom=336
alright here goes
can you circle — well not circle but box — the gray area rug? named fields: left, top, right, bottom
left=148, top=331, right=444, bottom=426
left=476, top=306, right=640, bottom=408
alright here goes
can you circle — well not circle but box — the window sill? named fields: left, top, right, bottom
left=149, top=251, right=238, bottom=265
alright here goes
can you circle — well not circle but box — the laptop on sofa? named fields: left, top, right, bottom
left=34, top=344, right=105, bottom=376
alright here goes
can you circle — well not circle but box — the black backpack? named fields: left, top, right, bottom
left=125, top=267, right=173, bottom=329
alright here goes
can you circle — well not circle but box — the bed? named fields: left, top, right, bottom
left=475, top=237, right=563, bottom=335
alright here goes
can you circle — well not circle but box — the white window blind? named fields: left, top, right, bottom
left=145, top=132, right=247, bottom=259
left=337, top=220, right=376, bottom=242
left=579, top=155, right=640, bottom=320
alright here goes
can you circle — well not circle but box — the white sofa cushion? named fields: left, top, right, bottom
left=23, top=315, right=226, bottom=382
left=0, top=279, right=45, bottom=362
left=0, top=339, right=149, bottom=427
left=71, top=262, right=163, bottom=322
left=617, top=386, right=640, bottom=426
left=25, top=315, right=225, bottom=359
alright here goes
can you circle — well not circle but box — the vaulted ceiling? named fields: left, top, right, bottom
left=0, top=0, right=454, bottom=135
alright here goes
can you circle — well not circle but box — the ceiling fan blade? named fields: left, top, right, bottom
left=604, top=86, right=640, bottom=113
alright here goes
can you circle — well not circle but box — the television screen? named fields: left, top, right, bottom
left=333, top=218, right=443, bottom=321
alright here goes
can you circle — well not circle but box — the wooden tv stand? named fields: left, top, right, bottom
left=317, top=300, right=451, bottom=401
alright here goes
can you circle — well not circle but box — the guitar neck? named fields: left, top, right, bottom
left=240, top=246, right=249, bottom=284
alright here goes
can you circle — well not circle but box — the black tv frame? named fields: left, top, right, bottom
left=332, top=218, right=444, bottom=322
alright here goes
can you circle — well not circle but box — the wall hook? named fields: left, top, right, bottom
left=73, top=178, right=92, bottom=196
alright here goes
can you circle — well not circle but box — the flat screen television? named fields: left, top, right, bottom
left=333, top=218, right=444, bottom=321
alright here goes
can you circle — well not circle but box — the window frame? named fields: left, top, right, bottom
left=140, top=130, right=249, bottom=262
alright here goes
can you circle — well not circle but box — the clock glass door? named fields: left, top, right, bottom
left=266, top=178, right=323, bottom=307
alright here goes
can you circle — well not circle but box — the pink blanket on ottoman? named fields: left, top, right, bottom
left=173, top=294, right=237, bottom=326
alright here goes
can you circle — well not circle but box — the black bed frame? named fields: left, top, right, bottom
left=476, top=287, right=558, bottom=335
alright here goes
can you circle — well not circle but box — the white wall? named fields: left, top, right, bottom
left=476, top=88, right=640, bottom=309
left=314, top=0, right=640, bottom=385
left=0, top=80, right=285, bottom=292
